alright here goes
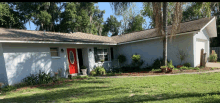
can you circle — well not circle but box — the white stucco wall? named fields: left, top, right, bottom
left=1, top=43, right=93, bottom=85
left=193, top=29, right=210, bottom=67
left=1, top=43, right=117, bottom=85
left=0, top=43, right=8, bottom=85
left=116, top=33, right=194, bottom=68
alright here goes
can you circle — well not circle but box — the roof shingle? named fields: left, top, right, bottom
left=111, top=17, right=213, bottom=43
left=0, top=17, right=214, bottom=44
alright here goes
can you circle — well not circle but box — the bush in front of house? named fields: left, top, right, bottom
left=90, top=70, right=96, bottom=76
left=131, top=54, right=144, bottom=70
left=179, top=66, right=188, bottom=70
left=167, top=60, right=174, bottom=69
left=22, top=71, right=56, bottom=86
left=117, top=54, right=126, bottom=64
left=183, top=62, right=191, bottom=67
left=209, top=52, right=218, bottom=62
left=151, top=57, right=170, bottom=69
left=0, top=85, right=17, bottom=92
left=91, top=66, right=106, bottom=76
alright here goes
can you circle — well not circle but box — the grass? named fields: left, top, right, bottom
left=1, top=73, right=220, bottom=102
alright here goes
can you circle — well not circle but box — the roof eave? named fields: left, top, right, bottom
left=200, top=16, right=217, bottom=38
left=0, top=40, right=117, bottom=45
left=117, top=30, right=199, bottom=45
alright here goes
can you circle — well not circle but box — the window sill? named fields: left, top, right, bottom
left=51, top=56, right=61, bottom=59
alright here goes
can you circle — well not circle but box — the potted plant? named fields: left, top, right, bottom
left=80, top=65, right=87, bottom=75
left=100, top=59, right=104, bottom=63
left=176, top=49, right=188, bottom=68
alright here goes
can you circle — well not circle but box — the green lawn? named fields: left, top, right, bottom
left=1, top=73, right=220, bottom=103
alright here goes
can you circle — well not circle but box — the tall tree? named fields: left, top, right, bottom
left=59, top=2, right=105, bottom=35
left=9, top=2, right=64, bottom=31
left=102, top=15, right=121, bottom=36
left=0, top=2, right=26, bottom=29
left=124, top=14, right=145, bottom=34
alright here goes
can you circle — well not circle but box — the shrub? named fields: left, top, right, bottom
left=209, top=52, right=218, bottom=62
left=131, top=54, right=144, bottom=71
left=131, top=54, right=141, bottom=63
left=151, top=57, right=163, bottom=69
left=22, top=71, right=55, bottom=86
left=117, top=54, right=126, bottom=64
left=194, top=67, right=200, bottom=70
left=160, top=66, right=168, bottom=68
left=151, top=57, right=170, bottom=69
left=168, top=60, right=174, bottom=69
left=1, top=85, right=17, bottom=92
left=120, top=65, right=135, bottom=72
left=151, top=69, right=161, bottom=72
left=111, top=66, right=121, bottom=73
left=188, top=67, right=194, bottom=70
left=179, top=66, right=188, bottom=70
left=90, top=70, right=96, bottom=76
left=94, top=66, right=106, bottom=75
left=183, top=62, right=191, bottom=67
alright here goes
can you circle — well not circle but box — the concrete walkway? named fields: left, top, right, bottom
left=96, top=69, right=220, bottom=78
left=206, top=62, right=220, bottom=68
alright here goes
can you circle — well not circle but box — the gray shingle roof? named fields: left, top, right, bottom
left=0, top=28, right=117, bottom=44
left=0, top=17, right=214, bottom=44
left=111, top=17, right=214, bottom=43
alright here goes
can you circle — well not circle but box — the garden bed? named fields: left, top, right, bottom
left=112, top=67, right=220, bottom=76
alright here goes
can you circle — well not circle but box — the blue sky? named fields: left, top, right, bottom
left=25, top=2, right=151, bottom=31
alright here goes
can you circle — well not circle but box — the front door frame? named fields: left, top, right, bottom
left=66, top=48, right=80, bottom=75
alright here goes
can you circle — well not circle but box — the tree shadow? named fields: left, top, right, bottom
left=89, top=92, right=220, bottom=103
left=0, top=85, right=112, bottom=102
left=1, top=81, right=220, bottom=103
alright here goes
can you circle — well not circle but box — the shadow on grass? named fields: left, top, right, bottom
left=0, top=85, right=111, bottom=102
left=0, top=78, right=108, bottom=93
left=1, top=84, right=220, bottom=103
left=89, top=92, right=220, bottom=103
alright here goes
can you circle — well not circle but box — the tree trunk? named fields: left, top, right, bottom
left=163, top=2, right=168, bottom=66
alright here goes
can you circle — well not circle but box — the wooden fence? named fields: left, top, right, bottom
left=210, top=47, right=220, bottom=60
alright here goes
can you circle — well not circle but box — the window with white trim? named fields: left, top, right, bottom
left=50, top=47, right=59, bottom=56
left=94, top=47, right=110, bottom=62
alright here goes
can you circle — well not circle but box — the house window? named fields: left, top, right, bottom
left=50, top=47, right=59, bottom=56
left=94, top=47, right=110, bottom=62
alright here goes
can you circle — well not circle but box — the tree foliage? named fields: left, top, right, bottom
left=8, top=2, right=63, bottom=31
left=124, top=14, right=145, bottom=34
left=0, top=2, right=26, bottom=29
left=59, top=2, right=105, bottom=35
left=102, top=15, right=121, bottom=36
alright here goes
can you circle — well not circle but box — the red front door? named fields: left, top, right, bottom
left=67, top=48, right=78, bottom=74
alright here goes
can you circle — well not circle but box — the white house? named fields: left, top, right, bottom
left=0, top=16, right=217, bottom=85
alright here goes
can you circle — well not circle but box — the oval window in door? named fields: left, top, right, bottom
left=69, top=51, right=74, bottom=64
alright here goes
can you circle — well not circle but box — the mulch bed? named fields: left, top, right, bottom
left=113, top=67, right=220, bottom=76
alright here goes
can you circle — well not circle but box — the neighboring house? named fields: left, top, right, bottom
left=0, top=16, right=217, bottom=85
